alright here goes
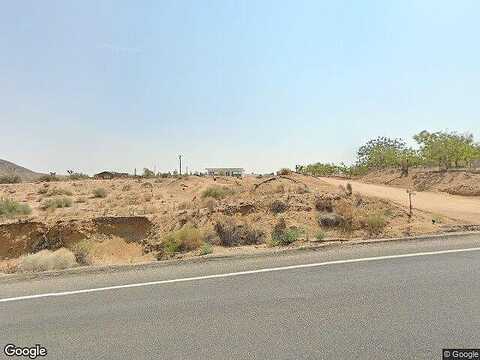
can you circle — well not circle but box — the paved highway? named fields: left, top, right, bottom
left=1, top=235, right=480, bottom=359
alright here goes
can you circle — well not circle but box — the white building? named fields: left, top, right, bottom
left=205, top=168, right=244, bottom=177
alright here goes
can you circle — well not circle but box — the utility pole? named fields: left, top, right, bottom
left=178, top=155, right=182, bottom=176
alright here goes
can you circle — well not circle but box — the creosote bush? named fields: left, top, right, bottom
left=93, top=188, right=108, bottom=198
left=201, top=186, right=233, bottom=199
left=269, top=200, right=288, bottom=214
left=214, top=218, right=264, bottom=246
left=0, top=198, right=32, bottom=217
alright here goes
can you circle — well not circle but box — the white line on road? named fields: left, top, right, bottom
left=1, top=247, right=480, bottom=304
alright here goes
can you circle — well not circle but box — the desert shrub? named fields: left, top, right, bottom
left=274, top=184, right=285, bottom=193
left=69, top=173, right=89, bottom=180
left=163, top=226, right=204, bottom=254
left=277, top=168, right=292, bottom=175
left=71, top=240, right=92, bottom=265
left=315, top=230, right=326, bottom=241
left=318, top=213, right=344, bottom=227
left=93, top=188, right=108, bottom=198
left=295, top=185, right=309, bottom=194
left=314, top=198, right=333, bottom=212
left=199, top=242, right=213, bottom=255
left=201, top=186, right=233, bottom=199
left=122, top=184, right=131, bottom=191
left=269, top=200, right=288, bottom=214
left=76, top=197, right=87, bottom=203
left=0, top=198, right=32, bottom=217
left=46, top=188, right=73, bottom=196
left=365, top=214, right=386, bottom=235
left=17, top=248, right=77, bottom=272
left=270, top=218, right=301, bottom=246
left=38, top=174, right=59, bottom=182
left=0, top=175, right=21, bottom=184
left=202, top=197, right=217, bottom=212
left=41, top=197, right=72, bottom=210
left=214, top=218, right=264, bottom=246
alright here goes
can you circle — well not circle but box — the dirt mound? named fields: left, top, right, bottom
left=360, top=169, right=480, bottom=196
left=0, top=222, right=47, bottom=259
left=0, top=216, right=153, bottom=259
left=0, top=159, right=44, bottom=182
left=94, top=216, right=153, bottom=242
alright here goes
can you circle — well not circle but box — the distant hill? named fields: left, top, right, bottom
left=0, top=159, right=44, bottom=181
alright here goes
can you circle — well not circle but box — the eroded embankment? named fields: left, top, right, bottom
left=0, top=216, right=153, bottom=259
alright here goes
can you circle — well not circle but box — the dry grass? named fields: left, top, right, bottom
left=93, top=188, right=108, bottom=198
left=201, top=186, right=234, bottom=199
left=40, top=196, right=73, bottom=211
left=162, top=225, right=205, bottom=254
left=0, top=198, right=32, bottom=217
left=17, top=248, right=77, bottom=272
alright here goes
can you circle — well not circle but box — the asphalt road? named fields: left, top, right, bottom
left=1, top=235, right=480, bottom=359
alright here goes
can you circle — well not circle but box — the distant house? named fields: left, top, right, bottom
left=94, top=171, right=129, bottom=180
left=205, top=168, right=244, bottom=177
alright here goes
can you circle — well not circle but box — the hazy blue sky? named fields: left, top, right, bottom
left=1, top=0, right=479, bottom=174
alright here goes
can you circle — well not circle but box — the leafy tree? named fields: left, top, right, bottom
left=414, top=130, right=478, bottom=169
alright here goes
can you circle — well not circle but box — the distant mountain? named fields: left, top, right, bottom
left=0, top=159, right=44, bottom=181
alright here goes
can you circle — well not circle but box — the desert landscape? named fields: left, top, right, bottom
left=0, top=167, right=466, bottom=274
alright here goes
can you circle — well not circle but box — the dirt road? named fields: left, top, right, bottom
left=320, top=178, right=480, bottom=224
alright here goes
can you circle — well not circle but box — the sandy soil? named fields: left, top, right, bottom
left=320, top=177, right=480, bottom=224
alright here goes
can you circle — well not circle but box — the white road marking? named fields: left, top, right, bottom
left=1, top=247, right=480, bottom=304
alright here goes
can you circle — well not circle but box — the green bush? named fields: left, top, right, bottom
left=92, top=188, right=108, bottom=198
left=270, top=218, right=301, bottom=246
left=163, top=226, right=204, bottom=254
left=315, top=230, right=326, bottom=241
left=0, top=175, right=21, bottom=184
left=0, top=198, right=32, bottom=217
left=199, top=242, right=213, bottom=255
left=41, top=197, right=73, bottom=211
left=201, top=186, right=233, bottom=199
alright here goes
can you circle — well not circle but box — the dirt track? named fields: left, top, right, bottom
left=320, top=178, right=480, bottom=224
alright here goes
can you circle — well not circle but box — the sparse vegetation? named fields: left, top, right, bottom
left=71, top=240, right=92, bottom=265
left=318, top=213, right=344, bottom=227
left=0, top=198, right=32, bottom=217
left=93, top=188, right=108, bottom=198
left=201, top=186, right=233, bottom=199
left=0, top=175, right=21, bottom=184
left=45, top=187, right=73, bottom=197
left=38, top=174, right=59, bottom=182
left=214, top=218, right=264, bottom=246
left=270, top=218, right=301, bottom=246
left=41, top=197, right=73, bottom=210
left=277, top=168, right=292, bottom=175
